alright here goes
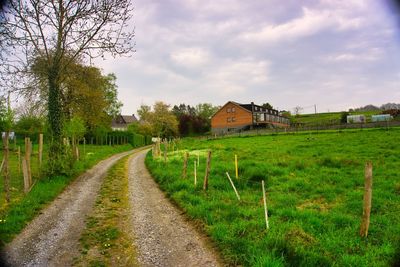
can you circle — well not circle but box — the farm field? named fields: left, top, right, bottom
left=146, top=128, right=400, bottom=266
left=292, top=110, right=382, bottom=126
left=0, top=143, right=134, bottom=245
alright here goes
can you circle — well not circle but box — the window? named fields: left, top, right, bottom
left=232, top=117, right=236, bottom=122
left=227, top=108, right=231, bottom=113
left=232, top=107, right=236, bottom=113
left=227, top=117, right=232, bottom=122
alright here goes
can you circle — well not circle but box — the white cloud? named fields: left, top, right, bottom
left=325, top=48, right=384, bottom=62
left=93, top=0, right=399, bottom=115
left=240, top=7, right=363, bottom=43
left=170, top=48, right=210, bottom=67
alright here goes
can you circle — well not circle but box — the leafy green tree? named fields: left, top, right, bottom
left=137, top=104, right=152, bottom=121
left=63, top=116, right=86, bottom=142
left=31, top=55, right=122, bottom=132
left=152, top=102, right=179, bottom=138
left=103, top=73, right=123, bottom=119
left=195, top=103, right=219, bottom=120
left=262, top=103, right=273, bottom=110
left=1, top=0, right=134, bottom=174
left=340, top=112, right=349, bottom=124
left=0, top=96, right=13, bottom=132
left=15, top=115, right=46, bottom=137
left=136, top=102, right=179, bottom=138
left=0, top=95, right=14, bottom=202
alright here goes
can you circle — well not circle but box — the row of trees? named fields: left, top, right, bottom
left=128, top=102, right=220, bottom=138
left=349, top=103, right=400, bottom=112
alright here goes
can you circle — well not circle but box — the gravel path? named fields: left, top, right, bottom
left=1, top=149, right=138, bottom=267
left=128, top=150, right=222, bottom=267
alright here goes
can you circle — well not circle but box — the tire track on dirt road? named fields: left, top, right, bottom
left=1, top=148, right=142, bottom=267
left=128, top=150, right=222, bottom=267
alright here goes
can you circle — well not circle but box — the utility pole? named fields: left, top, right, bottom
left=314, top=104, right=317, bottom=114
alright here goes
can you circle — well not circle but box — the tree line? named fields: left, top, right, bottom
left=127, top=102, right=220, bottom=138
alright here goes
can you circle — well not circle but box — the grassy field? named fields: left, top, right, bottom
left=292, top=111, right=382, bottom=126
left=75, top=154, right=137, bottom=267
left=146, top=128, right=400, bottom=266
left=0, top=143, right=134, bottom=245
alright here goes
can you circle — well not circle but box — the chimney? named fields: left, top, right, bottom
left=251, top=102, right=254, bottom=113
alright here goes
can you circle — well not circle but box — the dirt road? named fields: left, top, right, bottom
left=2, top=148, right=222, bottom=267
left=128, top=150, right=221, bottom=267
left=1, top=149, right=137, bottom=267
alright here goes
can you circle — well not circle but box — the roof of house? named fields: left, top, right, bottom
left=227, top=101, right=279, bottom=113
left=111, top=114, right=138, bottom=128
left=211, top=101, right=282, bottom=119
left=121, top=115, right=138, bottom=124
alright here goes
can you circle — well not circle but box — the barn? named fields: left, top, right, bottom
left=211, top=101, right=290, bottom=134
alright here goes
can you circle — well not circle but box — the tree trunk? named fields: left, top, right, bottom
left=47, top=66, right=64, bottom=174
left=3, top=132, right=10, bottom=202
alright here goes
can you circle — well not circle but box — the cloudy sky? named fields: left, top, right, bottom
left=95, top=0, right=400, bottom=116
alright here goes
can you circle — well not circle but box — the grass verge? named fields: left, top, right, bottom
left=74, top=155, right=137, bottom=267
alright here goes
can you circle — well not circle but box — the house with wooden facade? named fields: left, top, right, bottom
left=211, top=101, right=290, bottom=134
left=111, top=114, right=138, bottom=131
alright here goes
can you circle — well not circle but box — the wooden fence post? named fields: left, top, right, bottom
left=2, top=132, right=10, bottom=202
left=194, top=160, right=197, bottom=186
left=235, top=154, right=239, bottom=179
left=226, top=172, right=240, bottom=201
left=262, top=180, right=269, bottom=230
left=360, top=162, right=373, bottom=237
left=25, top=137, right=32, bottom=186
left=164, top=141, right=168, bottom=163
left=38, top=133, right=43, bottom=167
left=182, top=152, right=188, bottom=178
left=203, top=150, right=212, bottom=190
left=22, top=158, right=30, bottom=193
left=18, top=146, right=21, bottom=174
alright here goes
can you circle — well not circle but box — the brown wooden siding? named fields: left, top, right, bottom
left=211, top=102, right=252, bottom=129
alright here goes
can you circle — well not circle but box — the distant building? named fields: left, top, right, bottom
left=347, top=115, right=366, bottom=123
left=371, top=114, right=392, bottom=122
left=211, top=101, right=290, bottom=134
left=111, top=114, right=138, bottom=131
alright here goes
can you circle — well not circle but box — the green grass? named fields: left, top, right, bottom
left=292, top=110, right=381, bottom=126
left=74, top=155, right=137, bottom=267
left=146, top=128, right=400, bottom=266
left=0, top=144, right=134, bottom=246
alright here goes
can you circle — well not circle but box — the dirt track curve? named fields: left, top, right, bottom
left=1, top=149, right=137, bottom=267
left=2, top=148, right=222, bottom=267
left=128, top=150, right=221, bottom=267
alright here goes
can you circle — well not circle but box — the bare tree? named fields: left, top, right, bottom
left=0, top=0, right=134, bottom=173
left=293, top=106, right=303, bottom=116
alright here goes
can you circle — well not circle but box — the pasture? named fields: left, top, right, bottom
left=146, top=128, right=400, bottom=266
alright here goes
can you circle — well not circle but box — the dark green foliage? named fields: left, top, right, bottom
left=84, top=130, right=151, bottom=147
left=340, top=111, right=349, bottom=124
left=14, top=115, right=46, bottom=139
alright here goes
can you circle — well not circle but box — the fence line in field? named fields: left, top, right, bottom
left=154, top=144, right=375, bottom=236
